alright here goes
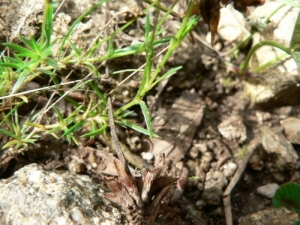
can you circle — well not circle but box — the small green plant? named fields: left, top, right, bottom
left=0, top=0, right=200, bottom=152
left=232, top=0, right=300, bottom=74
left=273, top=182, right=300, bottom=225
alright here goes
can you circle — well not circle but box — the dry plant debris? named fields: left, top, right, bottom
left=104, top=97, right=177, bottom=225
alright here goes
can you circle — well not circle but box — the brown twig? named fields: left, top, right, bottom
left=107, top=96, right=127, bottom=167
left=223, top=135, right=260, bottom=225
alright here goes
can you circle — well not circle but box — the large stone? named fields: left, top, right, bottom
left=238, top=207, right=298, bottom=225
left=280, top=117, right=300, bottom=144
left=261, top=126, right=298, bottom=170
left=0, top=164, right=123, bottom=225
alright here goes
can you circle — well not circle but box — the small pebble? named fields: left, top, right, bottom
left=141, top=152, right=154, bottom=161
left=196, top=200, right=206, bottom=209
left=222, top=162, right=237, bottom=178
left=189, top=147, right=199, bottom=159
left=257, top=183, right=280, bottom=198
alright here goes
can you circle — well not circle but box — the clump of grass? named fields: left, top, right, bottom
left=0, top=0, right=200, bottom=151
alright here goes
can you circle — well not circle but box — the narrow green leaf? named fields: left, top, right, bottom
left=41, top=45, right=53, bottom=59
left=292, top=51, right=300, bottom=69
left=152, top=66, right=182, bottom=87
left=3, top=56, right=24, bottom=64
left=155, top=27, right=167, bottom=38
left=106, top=39, right=114, bottom=58
left=26, top=122, right=45, bottom=130
left=58, top=0, right=108, bottom=58
left=139, top=101, right=154, bottom=138
left=47, top=126, right=61, bottom=134
left=71, top=135, right=79, bottom=145
left=81, top=124, right=107, bottom=137
left=39, top=69, right=55, bottom=76
left=3, top=140, right=19, bottom=149
left=0, top=63, right=22, bottom=69
left=53, top=105, right=64, bottom=121
left=68, top=40, right=82, bottom=56
left=120, top=119, right=159, bottom=138
left=0, top=128, right=18, bottom=139
left=3, top=43, right=37, bottom=59
left=290, top=11, right=300, bottom=68
left=15, top=60, right=39, bottom=72
left=120, top=111, right=135, bottom=118
left=19, top=36, right=39, bottom=53
left=112, top=42, right=144, bottom=57
left=11, top=70, right=30, bottom=94
left=45, top=58, right=60, bottom=69
left=22, top=139, right=37, bottom=144
left=145, top=13, right=150, bottom=39
left=88, top=81, right=107, bottom=104
left=45, top=2, right=54, bottom=46
left=30, top=36, right=41, bottom=53
left=63, top=120, right=87, bottom=136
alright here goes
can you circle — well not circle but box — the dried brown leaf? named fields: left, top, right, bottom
left=147, top=184, right=175, bottom=225
left=141, top=154, right=165, bottom=202
left=233, top=0, right=265, bottom=13
left=114, top=159, right=143, bottom=208
left=199, top=0, right=221, bottom=46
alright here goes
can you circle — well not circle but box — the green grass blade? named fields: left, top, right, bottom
left=11, top=69, right=30, bottom=94
left=3, top=140, right=19, bottom=149
left=139, top=100, right=154, bottom=138
left=0, top=128, right=18, bottom=139
left=120, top=119, right=159, bottom=138
left=63, top=120, right=87, bottom=136
left=0, top=63, right=22, bottom=69
left=45, top=58, right=60, bottom=69
left=152, top=66, right=182, bottom=87
left=58, top=0, right=108, bottom=58
left=30, top=36, right=41, bottom=53
left=120, top=111, right=135, bottom=118
left=88, top=80, right=107, bottom=104
left=145, top=13, right=150, bottom=39
left=19, top=36, right=40, bottom=54
left=3, top=43, right=38, bottom=59
left=53, top=105, right=64, bottom=121
left=68, top=40, right=82, bottom=56
left=81, top=124, right=107, bottom=137
left=290, top=11, right=300, bottom=68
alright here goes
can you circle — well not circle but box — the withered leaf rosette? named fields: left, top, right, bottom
left=104, top=97, right=177, bottom=225
left=105, top=154, right=177, bottom=225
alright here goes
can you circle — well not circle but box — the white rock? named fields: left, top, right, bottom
left=257, top=183, right=280, bottom=198
left=141, top=152, right=154, bottom=161
left=222, top=162, right=237, bottom=178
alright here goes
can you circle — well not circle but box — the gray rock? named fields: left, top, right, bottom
left=261, top=126, right=298, bottom=170
left=205, top=170, right=228, bottom=190
left=280, top=117, right=300, bottom=144
left=238, top=207, right=298, bottom=225
left=257, top=183, right=280, bottom=198
left=0, top=164, right=122, bottom=225
left=218, top=115, right=247, bottom=144
left=202, top=187, right=223, bottom=206
left=202, top=170, right=227, bottom=206
left=221, top=162, right=237, bottom=178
